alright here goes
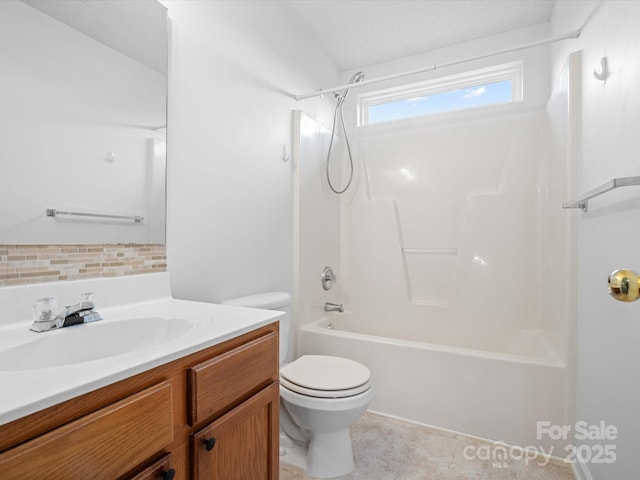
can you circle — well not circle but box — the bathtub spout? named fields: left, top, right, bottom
left=324, top=302, right=344, bottom=313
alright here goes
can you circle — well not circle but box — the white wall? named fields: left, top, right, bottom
left=161, top=0, right=339, bottom=303
left=0, top=1, right=166, bottom=245
left=551, top=1, right=640, bottom=478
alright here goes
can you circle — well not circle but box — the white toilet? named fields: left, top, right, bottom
left=221, top=292, right=374, bottom=478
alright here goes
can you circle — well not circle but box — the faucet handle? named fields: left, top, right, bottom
left=33, top=297, right=58, bottom=322
left=78, top=292, right=98, bottom=307
left=321, top=267, right=336, bottom=291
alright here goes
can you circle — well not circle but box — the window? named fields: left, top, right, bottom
left=358, top=62, right=523, bottom=126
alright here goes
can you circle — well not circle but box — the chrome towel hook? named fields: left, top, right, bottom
left=593, top=57, right=608, bottom=83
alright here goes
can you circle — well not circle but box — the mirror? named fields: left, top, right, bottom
left=0, top=0, right=168, bottom=244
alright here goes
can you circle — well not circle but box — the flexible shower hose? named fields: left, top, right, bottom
left=325, top=97, right=355, bottom=195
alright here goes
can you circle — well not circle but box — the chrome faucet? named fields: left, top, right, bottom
left=324, top=302, right=344, bottom=313
left=30, top=301, right=102, bottom=333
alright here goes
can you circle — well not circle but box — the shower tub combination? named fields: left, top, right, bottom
left=293, top=54, right=577, bottom=453
left=299, top=314, right=566, bottom=450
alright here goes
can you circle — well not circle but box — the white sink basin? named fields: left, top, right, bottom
left=0, top=317, right=194, bottom=371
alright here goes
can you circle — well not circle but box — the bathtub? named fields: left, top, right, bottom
left=298, top=314, right=568, bottom=450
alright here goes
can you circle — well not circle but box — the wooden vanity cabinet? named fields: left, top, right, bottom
left=0, top=322, right=279, bottom=480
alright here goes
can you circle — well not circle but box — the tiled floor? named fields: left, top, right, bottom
left=280, top=412, right=576, bottom=480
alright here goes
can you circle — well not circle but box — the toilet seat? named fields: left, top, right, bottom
left=280, top=355, right=371, bottom=399
left=280, top=376, right=372, bottom=398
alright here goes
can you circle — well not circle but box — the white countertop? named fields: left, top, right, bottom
left=0, top=273, right=282, bottom=426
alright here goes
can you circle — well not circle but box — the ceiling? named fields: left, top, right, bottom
left=22, top=0, right=167, bottom=74
left=21, top=0, right=554, bottom=77
left=281, top=0, right=555, bottom=71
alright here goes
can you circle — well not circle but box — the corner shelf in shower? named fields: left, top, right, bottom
left=562, top=176, right=640, bottom=212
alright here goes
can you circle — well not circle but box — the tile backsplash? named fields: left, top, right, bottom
left=0, top=244, right=166, bottom=287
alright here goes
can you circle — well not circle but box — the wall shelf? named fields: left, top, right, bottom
left=562, top=176, right=640, bottom=212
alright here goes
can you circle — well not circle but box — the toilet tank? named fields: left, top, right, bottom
left=221, top=292, right=292, bottom=364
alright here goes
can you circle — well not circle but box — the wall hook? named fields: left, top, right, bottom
left=593, top=56, right=608, bottom=83
left=282, top=144, right=290, bottom=162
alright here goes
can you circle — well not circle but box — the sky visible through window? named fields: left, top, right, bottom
left=368, top=79, right=513, bottom=124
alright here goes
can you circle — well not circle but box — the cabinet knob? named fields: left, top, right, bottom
left=204, top=437, right=217, bottom=451
left=160, top=469, right=176, bottom=480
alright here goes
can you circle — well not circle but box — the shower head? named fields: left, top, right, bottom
left=335, top=71, right=365, bottom=103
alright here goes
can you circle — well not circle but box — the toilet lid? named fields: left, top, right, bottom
left=280, top=355, right=371, bottom=398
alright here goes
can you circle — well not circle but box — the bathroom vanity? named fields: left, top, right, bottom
left=0, top=273, right=281, bottom=479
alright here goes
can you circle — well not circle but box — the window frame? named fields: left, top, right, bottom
left=357, top=61, right=523, bottom=127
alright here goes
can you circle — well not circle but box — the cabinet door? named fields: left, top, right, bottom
left=191, top=382, right=279, bottom=480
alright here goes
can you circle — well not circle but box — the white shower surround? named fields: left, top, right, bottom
left=293, top=48, right=576, bottom=450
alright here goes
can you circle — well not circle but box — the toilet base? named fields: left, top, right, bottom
left=280, top=442, right=308, bottom=472
left=307, top=428, right=354, bottom=478
left=280, top=428, right=355, bottom=478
